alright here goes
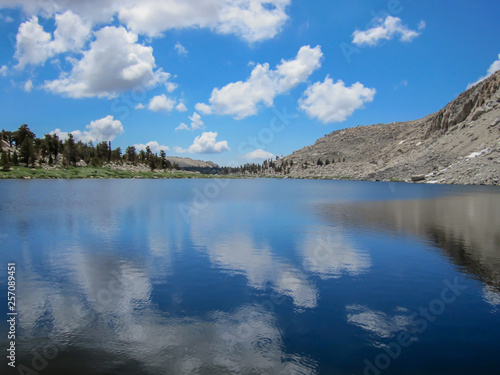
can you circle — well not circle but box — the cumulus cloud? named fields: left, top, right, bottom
left=0, top=65, right=7, bottom=76
left=15, top=11, right=91, bottom=68
left=215, top=0, right=290, bottom=43
left=44, top=26, right=170, bottom=98
left=176, top=112, right=204, bottom=131
left=50, top=115, right=123, bottom=143
left=14, top=16, right=52, bottom=68
left=165, top=81, right=178, bottom=93
left=176, top=102, right=187, bottom=112
left=187, top=131, right=229, bottom=153
left=118, top=0, right=289, bottom=42
left=242, top=149, right=275, bottom=160
left=2, top=0, right=290, bottom=43
left=24, top=79, right=33, bottom=92
left=134, top=141, right=169, bottom=153
left=467, top=53, right=500, bottom=89
left=148, top=94, right=176, bottom=112
left=0, top=0, right=121, bottom=24
left=172, top=146, right=186, bottom=153
left=189, top=112, right=204, bottom=129
left=299, top=76, right=376, bottom=123
left=198, top=45, right=323, bottom=119
left=352, top=16, right=423, bottom=47
left=175, top=123, right=190, bottom=131
left=174, top=42, right=188, bottom=56
left=195, top=102, right=213, bottom=115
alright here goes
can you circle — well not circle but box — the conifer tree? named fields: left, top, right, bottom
left=12, top=151, right=19, bottom=166
left=1, top=151, right=10, bottom=171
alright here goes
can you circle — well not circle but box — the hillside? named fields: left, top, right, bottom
left=280, top=71, right=500, bottom=185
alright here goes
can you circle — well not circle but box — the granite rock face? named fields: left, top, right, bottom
left=275, top=71, right=500, bottom=185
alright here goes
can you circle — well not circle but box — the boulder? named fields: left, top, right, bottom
left=411, top=175, right=426, bottom=182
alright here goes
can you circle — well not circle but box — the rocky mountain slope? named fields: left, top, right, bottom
left=280, top=71, right=500, bottom=185
left=163, top=156, right=219, bottom=169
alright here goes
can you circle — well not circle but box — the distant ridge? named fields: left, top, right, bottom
left=278, top=70, right=500, bottom=185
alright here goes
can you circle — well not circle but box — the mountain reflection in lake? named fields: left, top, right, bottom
left=318, top=192, right=500, bottom=292
left=0, top=179, right=499, bottom=374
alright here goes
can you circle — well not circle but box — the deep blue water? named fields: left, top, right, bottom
left=0, top=179, right=499, bottom=375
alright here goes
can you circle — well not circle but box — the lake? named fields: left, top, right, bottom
left=1, top=179, right=499, bottom=375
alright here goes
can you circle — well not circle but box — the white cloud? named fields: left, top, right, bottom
left=418, top=20, right=426, bottom=30
left=1, top=0, right=290, bottom=43
left=14, top=16, right=52, bottom=68
left=174, top=42, right=188, bottom=56
left=51, top=11, right=92, bottom=54
left=352, top=16, right=423, bottom=47
left=118, top=0, right=290, bottom=42
left=172, top=146, right=186, bottom=153
left=299, top=76, right=376, bottom=123
left=176, top=102, right=187, bottom=112
left=24, top=79, right=33, bottom=92
left=195, top=102, right=213, bottom=115
left=215, top=0, right=290, bottom=43
left=50, top=115, right=123, bottom=143
left=176, top=112, right=206, bottom=131
left=0, top=0, right=121, bottom=24
left=165, top=81, right=178, bottom=93
left=242, top=149, right=274, bottom=160
left=0, top=65, right=7, bottom=76
left=189, top=112, right=204, bottom=130
left=187, top=131, right=229, bottom=154
left=175, top=123, right=190, bottom=131
left=44, top=26, right=169, bottom=98
left=134, top=141, right=169, bottom=153
left=199, top=45, right=323, bottom=119
left=135, top=103, right=145, bottom=109
left=15, top=11, right=91, bottom=68
left=467, top=53, right=500, bottom=89
left=49, top=128, right=69, bottom=140
left=148, top=94, right=176, bottom=112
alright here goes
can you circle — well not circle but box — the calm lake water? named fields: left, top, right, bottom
left=1, top=179, right=500, bottom=375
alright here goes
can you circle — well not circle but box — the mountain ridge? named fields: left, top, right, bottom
left=277, top=70, right=500, bottom=185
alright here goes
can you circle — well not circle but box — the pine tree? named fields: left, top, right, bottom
left=160, top=150, right=167, bottom=169
left=149, top=157, right=157, bottom=171
left=126, top=146, right=136, bottom=164
left=65, top=134, right=77, bottom=166
left=20, top=137, right=35, bottom=165
left=12, top=151, right=19, bottom=166
left=1, top=151, right=10, bottom=171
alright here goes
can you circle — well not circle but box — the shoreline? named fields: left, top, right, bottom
left=1, top=166, right=499, bottom=186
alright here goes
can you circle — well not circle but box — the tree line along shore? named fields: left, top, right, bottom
left=0, top=124, right=305, bottom=179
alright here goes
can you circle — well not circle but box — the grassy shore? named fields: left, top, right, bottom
left=0, top=166, right=358, bottom=181
left=0, top=166, right=231, bottom=179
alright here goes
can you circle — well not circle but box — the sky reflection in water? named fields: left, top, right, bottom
left=0, top=179, right=499, bottom=374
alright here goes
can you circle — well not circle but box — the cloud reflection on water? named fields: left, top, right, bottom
left=16, top=251, right=317, bottom=374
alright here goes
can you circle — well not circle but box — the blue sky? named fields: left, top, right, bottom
left=0, top=0, right=499, bottom=166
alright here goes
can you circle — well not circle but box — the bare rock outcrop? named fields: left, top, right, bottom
left=274, top=71, right=500, bottom=185
left=427, top=71, right=500, bottom=135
